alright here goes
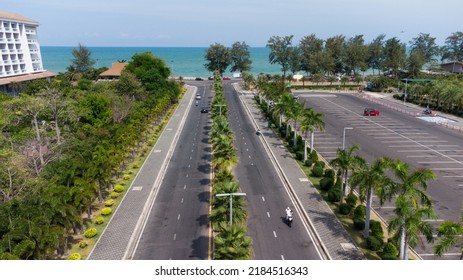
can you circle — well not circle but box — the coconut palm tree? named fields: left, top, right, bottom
left=386, top=159, right=437, bottom=260
left=349, top=157, right=394, bottom=238
left=214, top=223, right=252, bottom=260
left=286, top=100, right=304, bottom=147
left=300, top=108, right=325, bottom=160
left=434, top=210, right=463, bottom=260
left=329, top=144, right=363, bottom=203
left=210, top=180, right=246, bottom=225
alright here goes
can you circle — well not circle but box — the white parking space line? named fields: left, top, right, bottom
left=389, top=145, right=422, bottom=147
left=407, top=155, right=438, bottom=158
left=431, top=168, right=463, bottom=171
left=418, top=161, right=456, bottom=164
left=398, top=150, right=433, bottom=153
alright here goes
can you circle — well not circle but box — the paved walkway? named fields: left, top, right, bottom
left=87, top=86, right=196, bottom=260
left=236, top=85, right=365, bottom=260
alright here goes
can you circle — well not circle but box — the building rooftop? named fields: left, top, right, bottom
left=0, top=10, right=38, bottom=25
left=0, top=71, right=57, bottom=86
left=99, top=62, right=129, bottom=77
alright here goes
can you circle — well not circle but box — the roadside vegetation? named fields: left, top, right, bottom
left=0, top=45, right=182, bottom=259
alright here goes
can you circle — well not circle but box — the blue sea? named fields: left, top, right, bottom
left=40, top=46, right=281, bottom=78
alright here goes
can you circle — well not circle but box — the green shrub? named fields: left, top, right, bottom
left=366, top=236, right=383, bottom=251
left=110, top=192, right=119, bottom=199
left=123, top=174, right=130, bottom=180
left=304, top=159, right=313, bottom=167
left=324, top=169, right=336, bottom=179
left=95, top=217, right=105, bottom=225
left=133, top=163, right=140, bottom=169
left=327, top=186, right=341, bottom=203
left=67, top=253, right=81, bottom=260
left=338, top=203, right=352, bottom=215
left=353, top=205, right=366, bottom=219
left=346, top=193, right=358, bottom=208
left=370, top=220, right=384, bottom=239
left=310, top=150, right=319, bottom=162
left=84, top=228, right=97, bottom=238
left=313, top=160, right=325, bottom=168
left=79, top=241, right=88, bottom=248
left=104, top=199, right=114, bottom=207
left=114, top=185, right=125, bottom=193
left=381, top=242, right=399, bottom=259
left=127, top=169, right=133, bottom=174
left=319, top=177, right=334, bottom=191
left=311, top=166, right=324, bottom=177
left=353, top=218, right=365, bottom=230
left=296, top=150, right=304, bottom=161
left=101, top=207, right=112, bottom=216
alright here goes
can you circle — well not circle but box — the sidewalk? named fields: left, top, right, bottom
left=237, top=86, right=366, bottom=260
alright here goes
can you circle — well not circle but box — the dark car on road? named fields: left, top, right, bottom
left=364, top=108, right=380, bottom=116
left=200, top=106, right=209, bottom=113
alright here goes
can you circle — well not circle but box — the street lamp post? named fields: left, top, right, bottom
left=215, top=192, right=246, bottom=225
left=342, top=127, right=353, bottom=150
left=214, top=104, right=226, bottom=115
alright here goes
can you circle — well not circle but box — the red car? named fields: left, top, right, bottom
left=222, top=77, right=231, bottom=80
left=364, top=108, right=380, bottom=116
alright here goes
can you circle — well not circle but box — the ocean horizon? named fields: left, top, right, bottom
left=40, top=46, right=282, bottom=78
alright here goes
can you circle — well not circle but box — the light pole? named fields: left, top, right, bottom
left=214, top=104, right=226, bottom=115
left=215, top=192, right=246, bottom=225
left=342, top=127, right=353, bottom=150
left=403, top=78, right=408, bottom=104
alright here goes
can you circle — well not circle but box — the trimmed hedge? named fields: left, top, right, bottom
left=67, top=253, right=82, bottom=260
left=95, top=217, right=105, bottom=225
left=366, top=236, right=383, bottom=251
left=114, top=185, right=125, bottom=193
left=311, top=166, right=324, bottom=177
left=101, top=207, right=112, bottom=216
left=84, top=228, right=97, bottom=238
left=104, top=199, right=114, bottom=207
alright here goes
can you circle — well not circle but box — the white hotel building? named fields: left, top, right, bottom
left=0, top=11, right=55, bottom=94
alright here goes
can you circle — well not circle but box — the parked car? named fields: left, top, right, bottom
left=195, top=77, right=203, bottom=81
left=222, top=77, right=231, bottom=80
left=196, top=94, right=201, bottom=100
left=364, top=108, right=380, bottom=116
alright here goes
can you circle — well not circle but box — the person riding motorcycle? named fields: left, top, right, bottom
left=285, top=207, right=293, bottom=219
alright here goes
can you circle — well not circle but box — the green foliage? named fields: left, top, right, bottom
left=353, top=205, right=366, bottom=219
left=79, top=241, right=88, bottom=248
left=104, top=199, right=114, bottom=207
left=370, top=220, right=384, bottom=239
left=296, top=150, right=304, bottom=161
left=124, top=52, right=170, bottom=91
left=101, top=207, right=112, bottom=216
left=346, top=193, right=358, bottom=208
left=327, top=186, right=341, bottom=203
left=68, top=43, right=96, bottom=73
left=0, top=252, right=20, bottom=260
left=366, top=236, right=383, bottom=251
left=95, top=217, right=105, bottom=225
left=339, top=203, right=352, bottom=215
left=304, top=159, right=313, bottom=167
left=311, top=166, right=324, bottom=177
left=353, top=218, right=366, bottom=230
left=381, top=242, right=399, bottom=259
left=80, top=94, right=112, bottom=128
left=319, top=177, right=334, bottom=191
left=114, top=185, right=125, bottom=192
left=67, top=253, right=82, bottom=260
left=310, top=149, right=319, bottom=162
left=324, top=169, right=336, bottom=179
left=110, top=192, right=119, bottom=199
left=84, top=228, right=97, bottom=238
left=133, top=162, right=140, bottom=169
left=204, top=43, right=232, bottom=75
left=123, top=174, right=130, bottom=180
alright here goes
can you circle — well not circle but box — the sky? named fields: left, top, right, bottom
left=2, top=0, right=462, bottom=47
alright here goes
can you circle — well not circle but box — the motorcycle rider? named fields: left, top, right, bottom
left=285, top=207, right=293, bottom=219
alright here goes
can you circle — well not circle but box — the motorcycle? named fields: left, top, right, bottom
left=423, top=108, right=432, bottom=115
left=285, top=209, right=293, bottom=227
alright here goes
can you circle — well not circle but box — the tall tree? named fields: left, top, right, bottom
left=409, top=33, right=439, bottom=65
left=367, top=34, right=386, bottom=75
left=204, top=43, right=231, bottom=75
left=325, top=35, right=346, bottom=75
left=434, top=210, right=463, bottom=260
left=386, top=160, right=437, bottom=260
left=299, top=34, right=324, bottom=76
left=350, top=157, right=393, bottom=238
left=330, top=144, right=363, bottom=203
left=342, top=35, right=368, bottom=75
left=300, top=108, right=325, bottom=160
left=381, top=37, right=407, bottom=79
left=68, top=43, right=95, bottom=73
left=230, top=41, right=252, bottom=73
left=442, top=31, right=463, bottom=62
left=266, top=35, right=294, bottom=88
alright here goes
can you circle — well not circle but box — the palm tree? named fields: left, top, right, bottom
left=210, top=180, right=246, bottom=225
left=329, top=144, right=363, bottom=203
left=214, top=223, right=252, bottom=260
left=386, top=159, right=437, bottom=260
left=434, top=210, right=463, bottom=259
left=286, top=100, right=305, bottom=147
left=349, top=157, right=394, bottom=238
left=300, top=108, right=325, bottom=160
left=273, top=93, right=293, bottom=129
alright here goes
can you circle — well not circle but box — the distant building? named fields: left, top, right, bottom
left=440, top=61, right=463, bottom=74
left=99, top=62, right=128, bottom=80
left=0, top=11, right=56, bottom=94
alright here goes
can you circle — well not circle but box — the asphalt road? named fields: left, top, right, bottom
left=298, top=91, right=463, bottom=260
left=223, top=81, right=321, bottom=260
left=132, top=83, right=213, bottom=259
